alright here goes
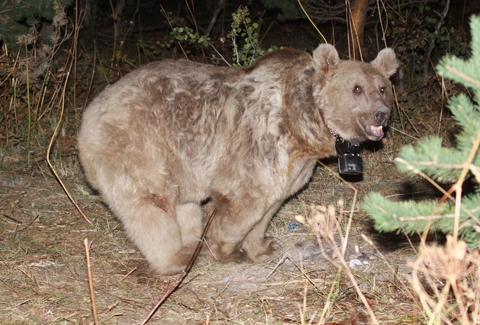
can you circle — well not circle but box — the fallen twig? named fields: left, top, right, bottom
left=84, top=238, right=99, bottom=325
left=139, top=211, right=216, bottom=325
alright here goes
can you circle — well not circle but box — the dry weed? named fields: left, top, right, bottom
left=300, top=201, right=480, bottom=325
left=296, top=202, right=379, bottom=324
left=411, top=236, right=479, bottom=325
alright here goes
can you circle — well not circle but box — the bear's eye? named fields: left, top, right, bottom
left=353, top=85, right=363, bottom=93
left=379, top=86, right=386, bottom=94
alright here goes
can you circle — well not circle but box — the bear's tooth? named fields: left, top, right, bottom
left=369, top=125, right=383, bottom=136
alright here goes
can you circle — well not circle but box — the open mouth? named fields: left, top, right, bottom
left=357, top=107, right=390, bottom=141
left=365, top=125, right=384, bottom=138
left=359, top=119, right=385, bottom=140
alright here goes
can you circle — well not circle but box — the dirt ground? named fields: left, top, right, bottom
left=0, top=133, right=431, bottom=324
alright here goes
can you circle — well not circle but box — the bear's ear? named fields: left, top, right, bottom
left=313, top=44, right=340, bottom=73
left=371, top=48, right=399, bottom=79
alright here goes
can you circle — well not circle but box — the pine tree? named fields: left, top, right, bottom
left=363, top=15, right=480, bottom=249
left=0, top=0, right=73, bottom=51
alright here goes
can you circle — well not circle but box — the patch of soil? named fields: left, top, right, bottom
left=1, top=140, right=423, bottom=324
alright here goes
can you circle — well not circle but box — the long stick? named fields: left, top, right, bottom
left=139, top=211, right=216, bottom=325
left=84, top=239, right=99, bottom=325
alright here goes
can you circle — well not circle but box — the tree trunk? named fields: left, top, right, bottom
left=347, top=0, right=368, bottom=60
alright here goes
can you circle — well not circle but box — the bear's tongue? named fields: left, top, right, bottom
left=366, top=125, right=383, bottom=137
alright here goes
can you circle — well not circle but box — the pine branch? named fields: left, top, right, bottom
left=363, top=15, right=480, bottom=249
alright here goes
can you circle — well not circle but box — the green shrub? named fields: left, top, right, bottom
left=172, top=6, right=277, bottom=66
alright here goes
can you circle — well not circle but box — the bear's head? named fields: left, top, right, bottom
left=313, top=44, right=399, bottom=142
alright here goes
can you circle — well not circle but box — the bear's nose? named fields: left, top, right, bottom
left=374, top=107, right=390, bottom=125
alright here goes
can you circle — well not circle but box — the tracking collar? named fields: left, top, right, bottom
left=319, top=111, right=364, bottom=175
left=334, top=134, right=364, bottom=175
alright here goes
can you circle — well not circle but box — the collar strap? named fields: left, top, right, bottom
left=329, top=129, right=339, bottom=137
left=335, top=136, right=361, bottom=155
left=318, top=109, right=339, bottom=138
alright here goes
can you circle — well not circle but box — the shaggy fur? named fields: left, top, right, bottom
left=78, top=44, right=398, bottom=275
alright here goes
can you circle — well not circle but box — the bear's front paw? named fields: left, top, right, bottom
left=243, top=236, right=283, bottom=263
left=147, top=251, right=193, bottom=275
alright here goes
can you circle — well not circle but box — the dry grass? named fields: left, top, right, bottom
left=410, top=237, right=479, bottom=324
left=1, top=146, right=424, bottom=324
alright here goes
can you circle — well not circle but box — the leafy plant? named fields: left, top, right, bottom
left=171, top=26, right=210, bottom=47
left=171, top=6, right=277, bottom=66
left=227, top=6, right=265, bottom=66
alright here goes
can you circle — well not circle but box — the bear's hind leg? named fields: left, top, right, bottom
left=110, top=195, right=194, bottom=275
left=176, top=202, right=203, bottom=253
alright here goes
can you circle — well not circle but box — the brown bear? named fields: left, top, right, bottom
left=77, top=44, right=398, bottom=275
